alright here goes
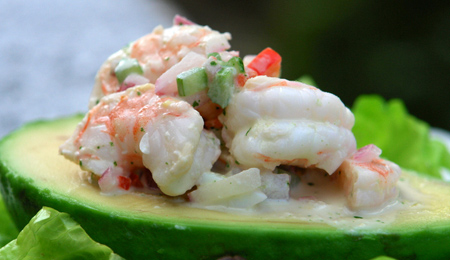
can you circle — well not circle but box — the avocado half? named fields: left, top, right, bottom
left=1, top=115, right=450, bottom=260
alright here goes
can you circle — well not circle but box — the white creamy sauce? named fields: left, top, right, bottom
left=76, top=166, right=431, bottom=231
left=188, top=172, right=430, bottom=231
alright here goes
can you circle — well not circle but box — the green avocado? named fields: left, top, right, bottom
left=1, top=115, right=450, bottom=260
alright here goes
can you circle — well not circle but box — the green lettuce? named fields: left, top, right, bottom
left=0, top=195, right=18, bottom=248
left=297, top=75, right=317, bottom=86
left=352, top=95, right=450, bottom=179
left=0, top=207, right=124, bottom=260
left=370, top=256, right=397, bottom=260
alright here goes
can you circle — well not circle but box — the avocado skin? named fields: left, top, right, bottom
left=0, top=116, right=450, bottom=260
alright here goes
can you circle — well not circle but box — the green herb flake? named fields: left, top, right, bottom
left=137, top=91, right=141, bottom=96
left=113, top=161, right=117, bottom=167
left=235, top=160, right=240, bottom=165
left=192, top=100, right=200, bottom=107
left=79, top=161, right=83, bottom=167
left=354, top=216, right=363, bottom=219
left=245, top=127, right=252, bottom=136
left=140, top=127, right=145, bottom=132
left=110, top=142, right=114, bottom=147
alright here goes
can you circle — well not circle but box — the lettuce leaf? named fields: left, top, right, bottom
left=297, top=75, right=317, bottom=86
left=370, top=256, right=397, bottom=260
left=0, top=207, right=124, bottom=260
left=352, top=95, right=450, bottom=179
left=0, top=194, right=18, bottom=248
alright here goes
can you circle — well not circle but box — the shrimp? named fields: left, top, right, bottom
left=220, top=76, right=356, bottom=174
left=60, top=84, right=221, bottom=196
left=337, top=144, right=401, bottom=210
left=89, top=15, right=232, bottom=108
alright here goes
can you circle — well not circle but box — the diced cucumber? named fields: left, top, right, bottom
left=177, top=54, right=244, bottom=106
left=207, top=67, right=236, bottom=108
left=207, top=53, right=244, bottom=73
left=176, top=67, right=208, bottom=97
left=226, top=56, right=245, bottom=74
left=114, top=58, right=144, bottom=84
left=207, top=52, right=222, bottom=61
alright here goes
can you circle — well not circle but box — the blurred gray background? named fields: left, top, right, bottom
left=1, top=0, right=449, bottom=139
left=0, top=0, right=183, bottom=138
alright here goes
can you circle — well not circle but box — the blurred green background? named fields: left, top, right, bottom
left=171, top=0, right=450, bottom=131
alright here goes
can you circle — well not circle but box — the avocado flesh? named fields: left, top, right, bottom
left=0, top=115, right=450, bottom=259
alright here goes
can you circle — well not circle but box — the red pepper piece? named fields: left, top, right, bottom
left=118, top=176, right=131, bottom=190
left=129, top=172, right=144, bottom=188
left=247, top=47, right=282, bottom=77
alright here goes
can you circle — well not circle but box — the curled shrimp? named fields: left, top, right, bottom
left=60, top=84, right=221, bottom=196
left=220, top=76, right=357, bottom=174
left=337, top=144, right=401, bottom=209
left=89, top=16, right=232, bottom=108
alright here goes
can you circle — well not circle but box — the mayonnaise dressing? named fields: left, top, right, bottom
left=187, top=170, right=431, bottom=231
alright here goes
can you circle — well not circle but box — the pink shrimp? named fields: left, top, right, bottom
left=88, top=16, right=231, bottom=108
left=60, top=84, right=220, bottom=196
left=337, top=144, right=401, bottom=210
left=220, top=76, right=356, bottom=174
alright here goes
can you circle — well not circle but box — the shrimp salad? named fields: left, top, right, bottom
left=60, top=16, right=405, bottom=223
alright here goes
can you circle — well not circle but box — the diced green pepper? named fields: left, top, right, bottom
left=208, top=67, right=236, bottom=108
left=114, top=58, right=144, bottom=84
left=176, top=67, right=208, bottom=97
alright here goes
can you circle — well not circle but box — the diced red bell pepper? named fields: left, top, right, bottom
left=118, top=176, right=131, bottom=190
left=236, top=73, right=247, bottom=87
left=129, top=172, right=144, bottom=188
left=247, top=47, right=282, bottom=77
